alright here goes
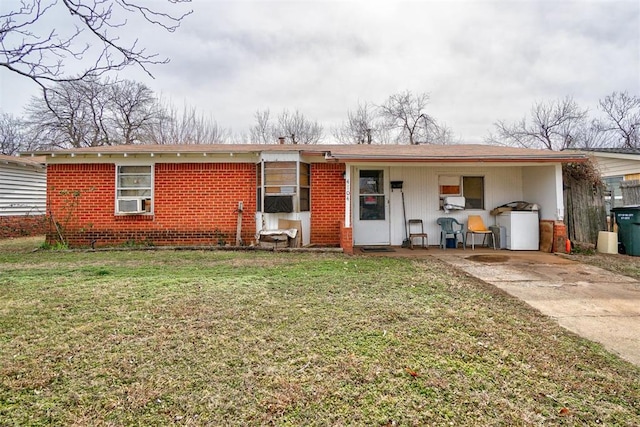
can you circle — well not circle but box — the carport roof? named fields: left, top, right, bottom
left=23, top=143, right=587, bottom=163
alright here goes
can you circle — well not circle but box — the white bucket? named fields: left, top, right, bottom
left=597, top=231, right=618, bottom=254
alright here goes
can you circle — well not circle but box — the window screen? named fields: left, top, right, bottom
left=116, top=165, right=152, bottom=214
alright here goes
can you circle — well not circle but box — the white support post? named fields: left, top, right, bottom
left=344, top=166, right=351, bottom=227
left=555, top=163, right=565, bottom=221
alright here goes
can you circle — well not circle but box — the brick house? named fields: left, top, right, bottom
left=25, top=144, right=585, bottom=252
left=0, top=154, right=47, bottom=238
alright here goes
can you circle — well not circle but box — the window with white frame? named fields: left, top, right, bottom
left=438, top=175, right=484, bottom=210
left=257, top=161, right=310, bottom=213
left=116, top=165, right=153, bottom=214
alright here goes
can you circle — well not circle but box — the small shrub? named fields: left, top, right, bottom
left=40, top=241, right=69, bottom=251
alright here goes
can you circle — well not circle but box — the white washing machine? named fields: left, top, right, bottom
left=496, top=211, right=539, bottom=250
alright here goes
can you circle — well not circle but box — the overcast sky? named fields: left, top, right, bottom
left=1, top=0, right=639, bottom=143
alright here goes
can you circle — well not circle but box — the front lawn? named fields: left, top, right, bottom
left=1, top=242, right=639, bottom=425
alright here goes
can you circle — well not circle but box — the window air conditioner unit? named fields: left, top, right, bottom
left=264, top=195, right=294, bottom=213
left=118, top=198, right=144, bottom=213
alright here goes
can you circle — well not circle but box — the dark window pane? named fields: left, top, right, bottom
left=359, top=170, right=383, bottom=194
left=463, top=176, right=484, bottom=209
left=359, top=195, right=385, bottom=220
left=257, top=187, right=262, bottom=212
left=119, top=166, right=151, bottom=174
left=300, top=187, right=310, bottom=212
left=300, top=163, right=310, bottom=186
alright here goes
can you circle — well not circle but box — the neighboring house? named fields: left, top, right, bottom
left=24, top=144, right=585, bottom=252
left=0, top=154, right=47, bottom=238
left=578, top=148, right=640, bottom=211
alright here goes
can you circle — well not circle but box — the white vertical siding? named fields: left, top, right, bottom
left=522, top=165, right=563, bottom=221
left=386, top=165, right=525, bottom=246
left=0, top=163, right=47, bottom=216
left=255, top=211, right=311, bottom=246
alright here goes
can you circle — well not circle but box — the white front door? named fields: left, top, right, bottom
left=353, top=168, right=390, bottom=245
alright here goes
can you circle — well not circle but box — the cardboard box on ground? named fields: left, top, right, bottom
left=258, top=219, right=303, bottom=248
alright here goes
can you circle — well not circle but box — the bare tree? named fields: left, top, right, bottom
left=597, top=91, right=640, bottom=148
left=144, top=98, right=230, bottom=145
left=379, top=91, right=429, bottom=144
left=277, top=109, right=323, bottom=144
left=1, top=0, right=192, bottom=92
left=0, top=112, right=34, bottom=155
left=25, top=77, right=160, bottom=148
left=249, top=109, right=273, bottom=144
left=333, top=102, right=385, bottom=144
left=487, top=96, right=589, bottom=150
left=26, top=78, right=108, bottom=148
left=108, top=80, right=158, bottom=144
left=574, top=118, right=612, bottom=149
left=249, top=109, right=323, bottom=144
left=378, top=91, right=452, bottom=144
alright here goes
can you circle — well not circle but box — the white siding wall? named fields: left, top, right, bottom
left=522, top=164, right=563, bottom=221
left=0, top=163, right=47, bottom=216
left=386, top=166, right=525, bottom=246
left=588, top=155, right=640, bottom=178
left=255, top=211, right=311, bottom=246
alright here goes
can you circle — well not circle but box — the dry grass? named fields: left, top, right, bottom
left=566, top=251, right=640, bottom=281
left=1, top=238, right=639, bottom=425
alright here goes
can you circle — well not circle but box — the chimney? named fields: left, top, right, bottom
left=278, top=136, right=285, bottom=145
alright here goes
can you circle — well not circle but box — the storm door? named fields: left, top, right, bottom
left=353, top=169, right=390, bottom=245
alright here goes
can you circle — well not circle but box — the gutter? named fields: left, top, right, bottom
left=323, top=154, right=588, bottom=163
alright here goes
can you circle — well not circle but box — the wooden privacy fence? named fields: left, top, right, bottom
left=563, top=168, right=607, bottom=245
left=620, top=180, right=640, bottom=206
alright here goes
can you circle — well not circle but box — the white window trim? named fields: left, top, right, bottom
left=259, top=160, right=310, bottom=213
left=439, top=175, right=461, bottom=200
left=438, top=174, right=485, bottom=211
left=115, top=164, right=154, bottom=215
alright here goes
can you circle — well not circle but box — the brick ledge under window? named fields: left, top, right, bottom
left=114, top=214, right=154, bottom=221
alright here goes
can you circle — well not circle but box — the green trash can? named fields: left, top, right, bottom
left=612, top=206, right=640, bottom=256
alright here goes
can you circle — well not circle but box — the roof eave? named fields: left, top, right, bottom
left=325, top=155, right=587, bottom=163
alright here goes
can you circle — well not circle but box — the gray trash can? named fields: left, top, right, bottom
left=489, top=225, right=507, bottom=249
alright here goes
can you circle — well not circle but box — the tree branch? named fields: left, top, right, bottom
left=1, top=0, right=192, bottom=89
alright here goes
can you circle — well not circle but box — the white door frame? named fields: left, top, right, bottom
left=353, top=167, right=390, bottom=245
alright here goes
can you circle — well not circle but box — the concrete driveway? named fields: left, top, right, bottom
left=431, top=251, right=640, bottom=366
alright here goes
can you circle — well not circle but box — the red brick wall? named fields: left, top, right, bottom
left=47, top=163, right=256, bottom=247
left=0, top=215, right=47, bottom=238
left=340, top=222, right=353, bottom=255
left=310, top=163, right=346, bottom=246
left=47, top=164, right=114, bottom=245
left=154, top=163, right=256, bottom=245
